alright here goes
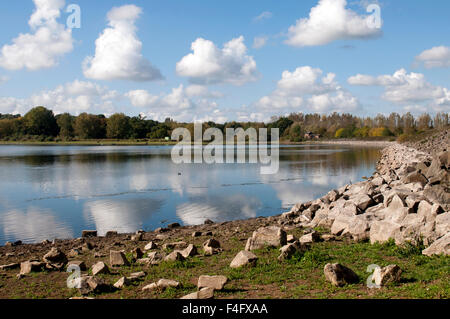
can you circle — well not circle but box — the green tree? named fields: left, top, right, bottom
left=74, top=113, right=106, bottom=139
left=106, top=113, right=131, bottom=139
left=23, top=106, right=58, bottom=136
left=56, top=113, right=75, bottom=139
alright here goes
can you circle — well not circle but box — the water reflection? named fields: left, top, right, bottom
left=0, top=145, right=380, bottom=244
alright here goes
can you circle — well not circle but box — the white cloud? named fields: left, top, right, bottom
left=83, top=5, right=162, bottom=82
left=253, top=66, right=359, bottom=120
left=348, top=68, right=450, bottom=112
left=0, top=75, right=8, bottom=85
left=253, top=11, right=273, bottom=23
left=415, top=46, right=450, bottom=69
left=285, top=0, right=381, bottom=47
left=126, top=85, right=226, bottom=123
left=253, top=36, right=268, bottom=49
left=0, top=79, right=121, bottom=115
left=176, top=36, right=259, bottom=85
left=0, top=0, right=73, bottom=71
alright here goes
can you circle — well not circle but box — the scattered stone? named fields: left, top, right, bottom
left=198, top=275, right=228, bottom=290
left=180, top=287, right=214, bottom=299
left=286, top=234, right=296, bottom=243
left=94, top=252, right=106, bottom=258
left=142, top=282, right=159, bottom=291
left=164, top=251, right=185, bottom=262
left=157, top=279, right=181, bottom=289
left=91, top=261, right=109, bottom=276
left=0, top=263, right=20, bottom=271
left=83, top=276, right=112, bottom=294
left=192, top=231, right=202, bottom=237
left=131, top=233, right=143, bottom=241
left=163, top=241, right=187, bottom=250
left=144, top=241, right=158, bottom=251
left=299, top=231, right=321, bottom=244
left=114, top=277, right=131, bottom=289
left=230, top=250, right=258, bottom=268
left=204, top=219, right=214, bottom=225
left=110, top=250, right=130, bottom=267
left=68, top=248, right=81, bottom=258
left=168, top=222, right=181, bottom=229
left=82, top=242, right=94, bottom=252
left=67, top=260, right=87, bottom=271
left=324, top=263, right=359, bottom=287
left=132, top=247, right=144, bottom=259
left=245, top=226, right=287, bottom=251
left=20, top=261, right=45, bottom=275
left=278, top=242, right=306, bottom=261
left=82, top=230, right=97, bottom=238
left=43, top=247, right=68, bottom=268
left=128, top=271, right=146, bottom=281
left=181, top=244, right=198, bottom=258
left=105, top=231, right=118, bottom=237
left=372, top=265, right=402, bottom=287
left=203, top=239, right=221, bottom=255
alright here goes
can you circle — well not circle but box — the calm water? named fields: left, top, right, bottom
left=0, top=144, right=381, bottom=245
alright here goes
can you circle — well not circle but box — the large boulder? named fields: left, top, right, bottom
left=324, top=263, right=359, bottom=287
left=91, top=261, right=109, bottom=276
left=370, top=221, right=403, bottom=244
left=245, top=226, right=287, bottom=250
left=20, top=261, right=45, bottom=275
left=43, top=247, right=67, bottom=269
left=180, top=287, right=214, bottom=300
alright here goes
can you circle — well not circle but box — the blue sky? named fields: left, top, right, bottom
left=0, top=0, right=449, bottom=123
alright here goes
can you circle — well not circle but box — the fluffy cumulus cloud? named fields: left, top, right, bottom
left=348, top=69, right=450, bottom=112
left=251, top=66, right=359, bottom=121
left=285, top=0, right=381, bottom=47
left=83, top=5, right=162, bottom=82
left=0, top=80, right=121, bottom=115
left=176, top=36, right=259, bottom=85
left=0, top=0, right=73, bottom=71
left=126, top=85, right=227, bottom=123
left=415, top=46, right=450, bottom=69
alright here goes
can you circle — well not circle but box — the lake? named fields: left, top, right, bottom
left=0, top=144, right=381, bottom=245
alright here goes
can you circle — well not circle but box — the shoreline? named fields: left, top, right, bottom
left=0, top=131, right=448, bottom=299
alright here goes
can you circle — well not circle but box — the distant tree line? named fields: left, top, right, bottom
left=0, top=106, right=448, bottom=142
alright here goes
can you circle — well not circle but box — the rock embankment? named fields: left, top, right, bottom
left=282, top=142, right=449, bottom=256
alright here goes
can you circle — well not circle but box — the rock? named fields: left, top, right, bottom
left=422, top=233, right=450, bottom=256
left=43, top=247, right=68, bottom=267
left=82, top=230, right=97, bottom=238
left=299, top=231, right=321, bottom=244
left=204, top=219, right=214, bottom=225
left=203, top=239, right=221, bottom=255
left=245, top=226, right=287, bottom=250
left=278, top=242, right=304, bottom=261
left=82, top=242, right=94, bottom=252
left=91, top=261, right=109, bottom=276
left=84, top=276, right=112, bottom=294
left=424, top=185, right=450, bottom=210
left=287, top=234, right=296, bottom=243
left=417, top=200, right=437, bottom=222
left=198, top=275, right=228, bottom=290
left=110, top=250, right=130, bottom=267
left=164, top=251, right=185, bottom=262
left=94, top=252, right=106, bottom=258
left=144, top=241, right=158, bottom=251
left=402, top=171, right=428, bottom=186
left=372, top=265, right=402, bottom=287
left=370, top=221, right=403, bottom=244
left=167, top=222, right=181, bottom=229
left=128, top=271, right=146, bottom=281
left=181, top=244, right=198, bottom=258
left=321, top=234, right=336, bottom=242
left=331, top=216, right=353, bottom=236
left=324, top=263, right=359, bottom=287
left=114, top=277, right=131, bottom=289
left=192, top=231, right=202, bottom=237
left=157, top=279, right=181, bottom=289
left=350, top=194, right=374, bottom=211
left=137, top=252, right=164, bottom=265
left=105, top=231, right=118, bottom=237
left=68, top=248, right=81, bottom=258
left=132, top=248, right=144, bottom=259
left=180, top=287, right=214, bottom=300
left=230, top=250, right=258, bottom=268
left=131, top=233, right=143, bottom=241
left=163, top=242, right=187, bottom=250
left=142, top=282, right=159, bottom=291
left=0, top=263, right=19, bottom=271
left=67, top=260, right=87, bottom=271
left=20, top=261, right=45, bottom=275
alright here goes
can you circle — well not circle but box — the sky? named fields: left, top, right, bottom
left=0, top=0, right=449, bottom=123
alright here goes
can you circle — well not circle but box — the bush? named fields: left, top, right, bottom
left=335, top=128, right=353, bottom=138
left=369, top=127, right=392, bottom=137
